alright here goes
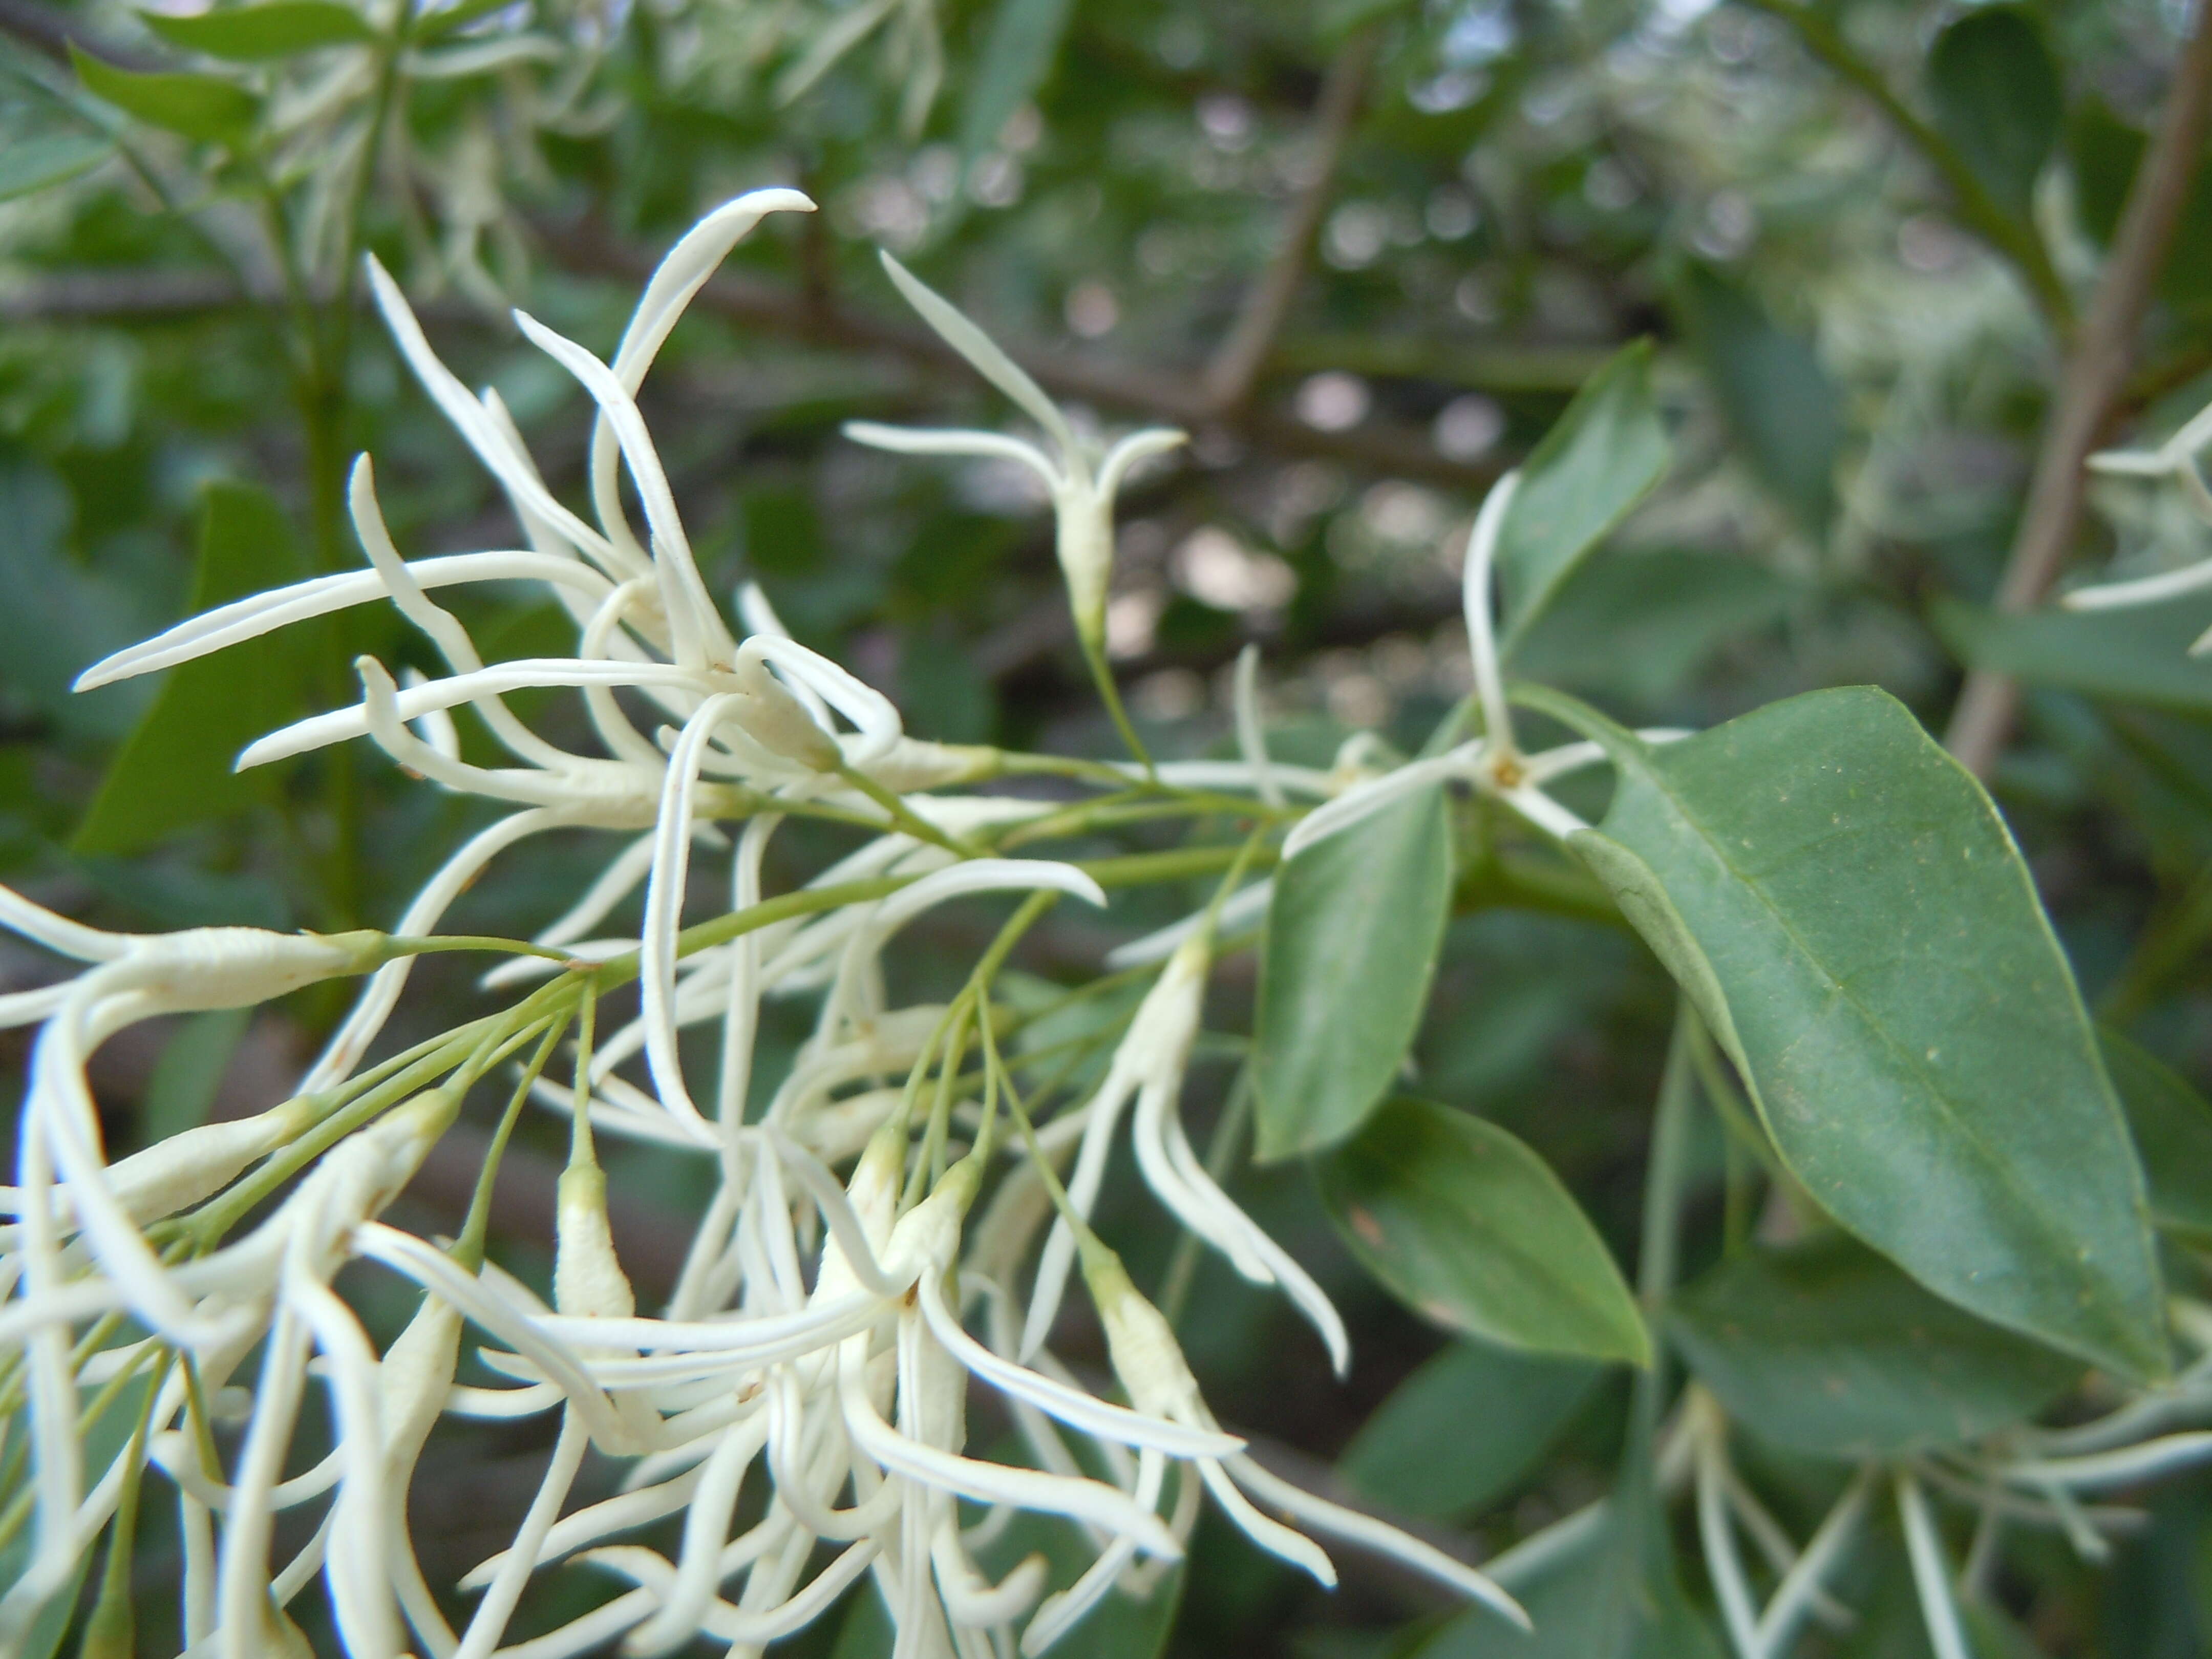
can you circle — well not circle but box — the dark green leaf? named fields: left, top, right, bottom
left=1926, top=6, right=2061, bottom=218
left=2101, top=1029, right=2212, bottom=1245
left=0, top=132, right=114, bottom=202
left=1931, top=593, right=2212, bottom=715
left=1496, top=340, right=1670, bottom=652
left=1675, top=266, right=1845, bottom=536
left=1509, top=549, right=1794, bottom=705
left=1317, top=1097, right=1651, bottom=1366
left=1554, top=684, right=2168, bottom=1378
left=142, top=2, right=376, bottom=60
left=71, top=46, right=260, bottom=142
left=74, top=481, right=306, bottom=856
left=1669, top=1233, right=2080, bottom=1459
left=2064, top=98, right=2212, bottom=315
left=1341, top=1338, right=1601, bottom=1520
left=1254, top=787, right=1452, bottom=1160
left=959, top=0, right=1076, bottom=163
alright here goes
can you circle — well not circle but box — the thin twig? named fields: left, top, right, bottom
left=1198, top=31, right=1376, bottom=414
left=1733, top=0, right=2072, bottom=333
left=1944, top=4, right=2212, bottom=777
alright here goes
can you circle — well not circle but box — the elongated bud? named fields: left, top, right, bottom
left=885, top=1153, right=983, bottom=1279
left=381, top=1295, right=463, bottom=1472
left=130, top=926, right=391, bottom=1012
left=92, top=1096, right=318, bottom=1225
left=732, top=653, right=842, bottom=772
left=1056, top=484, right=1113, bottom=654
left=1083, top=1241, right=1206, bottom=1424
left=554, top=1163, right=635, bottom=1319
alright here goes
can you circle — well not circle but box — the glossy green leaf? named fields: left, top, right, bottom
left=960, top=0, right=1076, bottom=163
left=1931, top=594, right=2212, bottom=715
left=1669, top=1233, right=2080, bottom=1459
left=1926, top=6, right=2061, bottom=218
left=1495, top=340, right=1670, bottom=652
left=2101, top=1029, right=2212, bottom=1246
left=1254, top=786, right=1452, bottom=1160
left=71, top=46, right=260, bottom=142
left=142, top=2, right=376, bottom=60
left=1554, top=684, right=2168, bottom=1379
left=0, top=132, right=114, bottom=202
left=1341, top=1338, right=1601, bottom=1520
left=74, top=481, right=305, bottom=856
left=1317, top=1097, right=1651, bottom=1366
left=1675, top=266, right=1844, bottom=535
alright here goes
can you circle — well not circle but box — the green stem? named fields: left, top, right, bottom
left=1635, top=1003, right=1700, bottom=1437
left=1080, top=634, right=1155, bottom=777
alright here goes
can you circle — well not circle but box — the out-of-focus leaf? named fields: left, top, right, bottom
left=1317, top=1097, right=1650, bottom=1366
left=1926, top=6, right=2061, bottom=218
left=1509, top=549, right=1794, bottom=705
left=1669, top=1234, right=2080, bottom=1459
left=0, top=453, right=153, bottom=743
left=74, top=481, right=305, bottom=856
left=142, top=1, right=376, bottom=59
left=140, top=1007, right=251, bottom=1145
left=1931, top=594, right=2212, bottom=715
left=71, top=46, right=261, bottom=142
left=959, top=0, right=1076, bottom=162
left=0, top=132, right=114, bottom=201
left=413, top=0, right=522, bottom=44
left=1675, top=266, right=1844, bottom=536
left=1341, top=1337, right=1601, bottom=1519
left=1254, top=789, right=1452, bottom=1160
left=2101, top=1029, right=2212, bottom=1246
left=1496, top=340, right=1670, bottom=652
left=1555, top=685, right=2168, bottom=1380
left=0, top=1368, right=153, bottom=1656
left=1414, top=1424, right=1718, bottom=1658
left=2067, top=98, right=2212, bottom=316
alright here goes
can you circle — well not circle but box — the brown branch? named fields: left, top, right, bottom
left=1197, top=31, right=1376, bottom=415
left=1944, top=6, right=2212, bottom=778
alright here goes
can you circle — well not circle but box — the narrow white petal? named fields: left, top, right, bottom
left=877, top=252, right=1074, bottom=457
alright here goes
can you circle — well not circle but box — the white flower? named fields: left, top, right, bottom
left=845, top=251, right=1185, bottom=654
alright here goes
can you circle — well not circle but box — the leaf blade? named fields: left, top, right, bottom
left=1496, top=339, right=1671, bottom=653
left=1318, top=1097, right=1651, bottom=1367
left=71, top=45, right=261, bottom=143
left=1254, top=784, right=1453, bottom=1160
left=1559, top=685, right=2167, bottom=1378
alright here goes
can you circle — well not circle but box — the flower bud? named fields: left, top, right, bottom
left=1082, top=1241, right=1206, bottom=1426
left=96, top=1096, right=317, bottom=1225
left=127, top=927, right=389, bottom=1013
left=731, top=653, right=842, bottom=773
left=555, top=1163, right=635, bottom=1320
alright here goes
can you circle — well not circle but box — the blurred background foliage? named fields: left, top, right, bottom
left=7, top=0, right=2212, bottom=1650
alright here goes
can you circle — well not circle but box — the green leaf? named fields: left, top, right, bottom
left=1675, top=266, right=1844, bottom=536
left=1926, top=6, right=2061, bottom=218
left=71, top=46, right=260, bottom=142
left=74, top=481, right=306, bottom=857
left=959, top=0, right=1077, bottom=163
left=1495, top=340, right=1670, bottom=652
left=2101, top=1029, right=2212, bottom=1246
left=1254, top=787, right=1452, bottom=1160
left=1508, top=549, right=1795, bottom=706
left=1340, top=1338, right=1601, bottom=1520
left=1669, top=1233, right=2081, bottom=1459
left=142, top=2, right=376, bottom=60
left=0, top=131, right=114, bottom=202
left=1551, top=684, right=2168, bottom=1379
left=1317, top=1097, right=1651, bottom=1366
left=1931, top=593, right=2212, bottom=715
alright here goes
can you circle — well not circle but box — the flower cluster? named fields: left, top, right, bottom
left=0, top=189, right=1533, bottom=1658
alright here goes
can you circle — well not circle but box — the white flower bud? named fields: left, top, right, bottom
left=1084, top=1245, right=1207, bottom=1427
left=93, top=1098, right=317, bottom=1225
left=731, top=652, right=842, bottom=773
left=554, top=1164, right=635, bottom=1320
left=120, top=927, right=389, bottom=1013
